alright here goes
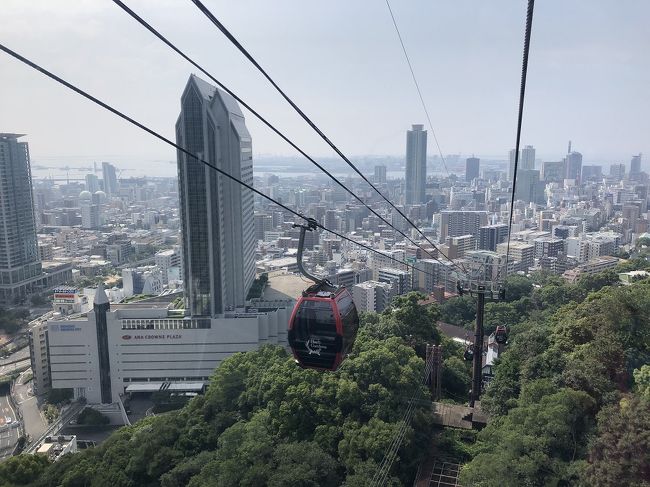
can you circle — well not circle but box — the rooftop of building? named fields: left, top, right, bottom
left=262, top=273, right=305, bottom=301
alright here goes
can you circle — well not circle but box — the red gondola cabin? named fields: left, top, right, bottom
left=288, top=287, right=359, bottom=371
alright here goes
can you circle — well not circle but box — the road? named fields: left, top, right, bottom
left=13, top=370, right=47, bottom=442
left=0, top=393, right=19, bottom=457
left=0, top=346, right=29, bottom=366
left=0, top=358, right=30, bottom=377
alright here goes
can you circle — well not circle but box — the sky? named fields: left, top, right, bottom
left=1, top=0, right=648, bottom=172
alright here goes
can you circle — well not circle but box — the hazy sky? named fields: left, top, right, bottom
left=1, top=0, right=648, bottom=170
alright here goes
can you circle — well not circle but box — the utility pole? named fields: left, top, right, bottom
left=469, top=285, right=486, bottom=407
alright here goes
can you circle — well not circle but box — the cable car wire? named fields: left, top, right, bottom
left=112, top=0, right=463, bottom=274
left=0, top=41, right=445, bottom=283
left=384, top=0, right=452, bottom=179
left=188, top=0, right=467, bottom=273
left=372, top=358, right=434, bottom=486
left=504, top=0, right=535, bottom=278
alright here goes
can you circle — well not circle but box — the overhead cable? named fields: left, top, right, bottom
left=112, top=0, right=462, bottom=273
left=0, top=42, right=446, bottom=282
left=504, top=0, right=536, bottom=278
left=384, top=0, right=452, bottom=178
left=188, top=0, right=466, bottom=273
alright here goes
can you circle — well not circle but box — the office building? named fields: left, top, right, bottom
left=45, top=285, right=291, bottom=405
left=405, top=124, right=427, bottom=204
left=541, top=160, right=565, bottom=182
left=508, top=149, right=517, bottom=181
left=102, top=162, right=118, bottom=196
left=85, top=173, right=100, bottom=193
left=176, top=74, right=255, bottom=316
left=565, top=151, right=583, bottom=182
left=508, top=145, right=535, bottom=180
left=515, top=169, right=545, bottom=204
left=581, top=165, right=603, bottom=181
left=465, top=157, right=480, bottom=182
left=521, top=145, right=536, bottom=170
left=374, top=165, right=387, bottom=184
left=436, top=211, right=488, bottom=243
left=254, top=212, right=273, bottom=241
left=610, top=163, right=626, bottom=179
left=0, top=134, right=43, bottom=305
left=630, top=154, right=642, bottom=178
left=479, top=224, right=509, bottom=251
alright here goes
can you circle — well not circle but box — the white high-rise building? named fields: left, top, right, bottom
left=352, top=280, right=394, bottom=313
left=176, top=75, right=255, bottom=316
left=405, top=124, right=427, bottom=204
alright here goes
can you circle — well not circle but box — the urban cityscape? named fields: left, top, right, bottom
left=1, top=1, right=649, bottom=486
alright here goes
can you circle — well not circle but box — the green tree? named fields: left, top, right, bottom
left=77, top=407, right=110, bottom=426
left=0, top=454, right=50, bottom=486
left=583, top=396, right=650, bottom=487
left=633, top=365, right=650, bottom=399
left=503, top=275, right=533, bottom=302
left=461, top=385, right=595, bottom=487
left=439, top=295, right=475, bottom=327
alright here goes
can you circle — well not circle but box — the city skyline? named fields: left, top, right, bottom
left=1, top=0, right=649, bottom=168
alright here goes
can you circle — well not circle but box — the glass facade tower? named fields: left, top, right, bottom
left=176, top=75, right=255, bottom=317
left=0, top=134, right=42, bottom=304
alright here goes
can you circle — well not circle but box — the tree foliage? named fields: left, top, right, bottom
left=29, top=293, right=441, bottom=486
left=583, top=396, right=650, bottom=487
left=463, top=277, right=650, bottom=486
left=0, top=454, right=50, bottom=486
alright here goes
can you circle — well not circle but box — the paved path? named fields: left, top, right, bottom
left=14, top=370, right=47, bottom=442
left=0, top=393, right=19, bottom=458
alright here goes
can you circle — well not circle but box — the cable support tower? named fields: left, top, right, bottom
left=188, top=0, right=467, bottom=274
left=112, top=0, right=464, bottom=275
left=0, top=42, right=452, bottom=284
left=503, top=0, right=535, bottom=280
left=384, top=0, right=452, bottom=179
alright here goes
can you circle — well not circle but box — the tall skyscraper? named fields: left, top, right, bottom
left=516, top=169, right=545, bottom=204
left=565, top=151, right=583, bottom=182
left=102, top=162, right=118, bottom=196
left=374, top=165, right=387, bottom=184
left=508, top=148, right=517, bottom=181
left=465, top=157, right=480, bottom=182
left=630, top=154, right=642, bottom=177
left=521, top=145, right=536, bottom=170
left=85, top=173, right=100, bottom=193
left=509, top=145, right=535, bottom=181
left=0, top=134, right=42, bottom=304
left=176, top=74, right=255, bottom=317
left=405, top=124, right=427, bottom=205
